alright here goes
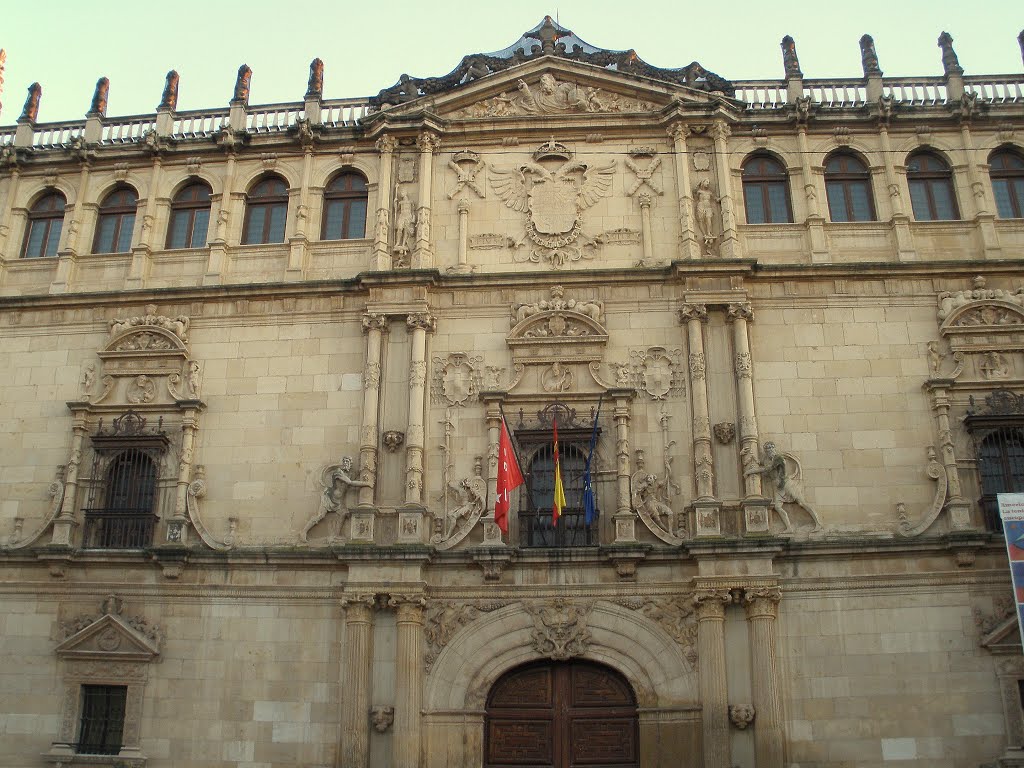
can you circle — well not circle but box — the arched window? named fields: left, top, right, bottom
left=742, top=155, right=792, bottom=224
left=21, top=190, right=66, bottom=258
left=242, top=176, right=288, bottom=245
left=322, top=171, right=368, bottom=240
left=93, top=186, right=138, bottom=254
left=978, top=428, right=1024, bottom=532
left=520, top=443, right=592, bottom=548
left=824, top=152, right=876, bottom=222
left=166, top=181, right=212, bottom=249
left=906, top=151, right=959, bottom=221
left=83, top=449, right=158, bottom=549
left=990, top=148, right=1024, bottom=219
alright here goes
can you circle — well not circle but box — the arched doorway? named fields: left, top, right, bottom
left=485, top=659, right=639, bottom=768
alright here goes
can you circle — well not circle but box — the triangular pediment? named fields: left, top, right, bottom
left=374, top=58, right=739, bottom=122
left=56, top=613, right=160, bottom=662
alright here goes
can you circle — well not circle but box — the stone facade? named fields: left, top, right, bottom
left=1, top=17, right=1024, bottom=768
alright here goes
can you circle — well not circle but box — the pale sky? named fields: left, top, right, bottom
left=1, top=0, right=1022, bottom=123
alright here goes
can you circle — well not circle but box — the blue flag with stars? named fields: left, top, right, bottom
left=582, top=396, right=602, bottom=526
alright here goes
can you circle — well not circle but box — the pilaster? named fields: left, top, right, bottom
left=390, top=594, right=427, bottom=768
left=338, top=593, right=377, bottom=768
left=358, top=313, right=387, bottom=508
left=679, top=304, right=717, bottom=520
left=412, top=131, right=439, bottom=268
left=667, top=123, right=700, bottom=260
left=404, top=312, right=435, bottom=507
left=372, top=135, right=396, bottom=270
left=710, top=122, right=740, bottom=258
left=744, top=586, right=785, bottom=768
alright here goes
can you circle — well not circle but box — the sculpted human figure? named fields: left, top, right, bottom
left=301, top=456, right=371, bottom=542
left=393, top=188, right=415, bottom=255
left=744, top=441, right=823, bottom=532
left=515, top=74, right=594, bottom=114
left=632, top=472, right=674, bottom=533
left=694, top=178, right=717, bottom=244
left=442, top=467, right=486, bottom=541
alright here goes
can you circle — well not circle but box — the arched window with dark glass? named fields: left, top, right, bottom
left=520, top=443, right=592, bottom=548
left=978, top=428, right=1024, bottom=532
left=322, top=171, right=368, bottom=240
left=742, top=154, right=792, bottom=224
left=93, top=186, right=138, bottom=254
left=907, top=151, right=959, bottom=221
left=990, top=148, right=1024, bottom=219
left=166, top=180, right=211, bottom=249
left=21, top=190, right=66, bottom=257
left=242, top=176, right=288, bottom=245
left=824, top=152, right=876, bottom=222
left=83, top=448, right=158, bottom=549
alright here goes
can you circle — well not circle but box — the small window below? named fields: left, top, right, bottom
left=322, top=171, right=368, bottom=240
left=242, top=176, right=288, bottom=245
left=22, top=191, right=66, bottom=258
left=77, top=685, right=127, bottom=756
left=907, top=151, right=959, bottom=221
left=166, top=181, right=211, bottom=249
left=824, top=153, right=876, bottom=222
left=519, top=442, right=594, bottom=548
left=991, top=149, right=1024, bottom=219
left=742, top=155, right=793, bottom=224
left=93, top=187, right=138, bottom=254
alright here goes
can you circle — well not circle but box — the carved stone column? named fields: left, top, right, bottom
left=795, top=127, right=827, bottom=262
left=412, top=131, right=439, bottom=268
left=51, top=163, right=91, bottom=293
left=710, top=122, right=739, bottom=258
left=727, top=303, right=769, bottom=533
left=405, top=313, right=435, bottom=507
left=372, top=135, right=396, bottom=271
left=338, top=593, right=376, bottom=768
left=612, top=390, right=635, bottom=543
left=390, top=594, right=426, bottom=768
left=127, top=156, right=162, bottom=287
left=286, top=145, right=315, bottom=276
left=925, top=380, right=972, bottom=530
left=167, top=409, right=200, bottom=545
left=205, top=152, right=235, bottom=283
left=358, top=313, right=387, bottom=507
left=452, top=197, right=472, bottom=273
left=481, top=394, right=505, bottom=546
left=877, top=125, right=916, bottom=261
left=957, top=121, right=1000, bottom=258
left=51, top=413, right=87, bottom=546
left=679, top=303, right=718, bottom=533
left=694, top=587, right=733, bottom=768
left=744, top=586, right=784, bottom=768
left=667, top=122, right=700, bottom=260
left=0, top=165, right=20, bottom=264
left=638, top=192, right=654, bottom=266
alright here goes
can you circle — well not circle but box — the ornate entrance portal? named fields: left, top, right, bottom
left=485, top=660, right=639, bottom=768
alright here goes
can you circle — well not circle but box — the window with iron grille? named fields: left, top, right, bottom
left=77, top=684, right=126, bottom=755
left=965, top=390, right=1024, bottom=532
left=82, top=411, right=169, bottom=549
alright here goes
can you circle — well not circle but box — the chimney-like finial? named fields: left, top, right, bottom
left=781, top=35, right=803, bottom=78
left=159, top=70, right=179, bottom=111
left=1018, top=29, right=1024, bottom=67
left=859, top=34, right=882, bottom=77
left=938, top=32, right=963, bottom=76
left=19, top=82, right=41, bottom=123
left=306, top=58, right=324, bottom=99
left=232, top=64, right=252, bottom=104
left=88, top=77, right=109, bottom=117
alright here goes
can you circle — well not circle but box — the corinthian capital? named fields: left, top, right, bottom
left=375, top=134, right=397, bottom=155
left=743, top=586, right=782, bottom=619
left=693, top=588, right=733, bottom=620
left=677, top=303, right=708, bottom=324
left=362, top=313, right=387, bottom=333
left=407, top=313, right=436, bottom=333
left=667, top=122, right=691, bottom=142
left=710, top=122, right=731, bottom=142
left=726, top=302, right=753, bottom=322
left=417, top=131, right=441, bottom=153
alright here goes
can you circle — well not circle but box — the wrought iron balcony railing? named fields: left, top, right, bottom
left=81, top=508, right=157, bottom=549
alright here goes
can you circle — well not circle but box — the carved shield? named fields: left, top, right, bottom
left=529, top=178, right=578, bottom=235
left=642, top=355, right=671, bottom=399
left=442, top=362, right=474, bottom=405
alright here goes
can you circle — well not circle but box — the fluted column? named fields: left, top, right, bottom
left=372, top=135, right=396, bottom=270
left=358, top=313, right=387, bottom=506
left=412, top=131, right=439, bottom=268
left=338, top=594, right=376, bottom=768
left=405, top=313, right=435, bottom=505
left=925, top=380, right=972, bottom=530
left=390, top=594, right=426, bottom=768
left=667, top=122, right=700, bottom=259
left=744, top=586, right=784, bottom=768
left=612, top=390, right=635, bottom=542
left=710, top=122, right=740, bottom=258
left=694, top=588, right=733, bottom=768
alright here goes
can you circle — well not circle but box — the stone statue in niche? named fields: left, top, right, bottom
left=743, top=441, right=823, bottom=533
left=392, top=187, right=416, bottom=266
left=300, top=456, right=371, bottom=543
left=694, top=178, right=718, bottom=253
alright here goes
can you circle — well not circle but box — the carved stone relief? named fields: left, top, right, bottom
left=895, top=446, right=946, bottom=538
left=742, top=441, right=823, bottom=533
left=300, top=456, right=371, bottom=543
left=631, top=448, right=686, bottom=545
left=527, top=598, right=593, bottom=660
left=491, top=141, right=615, bottom=269
left=613, top=596, right=697, bottom=668
left=541, top=362, right=575, bottom=392
left=613, top=347, right=685, bottom=400
left=423, top=600, right=511, bottom=671
left=625, top=148, right=663, bottom=197
left=454, top=74, right=655, bottom=118
left=448, top=150, right=485, bottom=198
left=430, top=353, right=483, bottom=406
left=432, top=456, right=486, bottom=550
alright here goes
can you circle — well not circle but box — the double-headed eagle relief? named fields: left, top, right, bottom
left=491, top=140, right=615, bottom=269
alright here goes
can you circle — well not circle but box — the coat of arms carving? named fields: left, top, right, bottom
left=491, top=141, right=615, bottom=269
left=431, top=353, right=483, bottom=406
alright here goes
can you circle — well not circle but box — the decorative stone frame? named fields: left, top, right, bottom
left=44, top=607, right=160, bottom=767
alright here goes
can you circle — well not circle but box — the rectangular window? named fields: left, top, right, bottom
left=115, top=214, right=136, bottom=253
left=77, top=684, right=127, bottom=755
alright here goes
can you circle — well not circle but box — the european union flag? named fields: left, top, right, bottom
left=582, top=396, right=602, bottom=526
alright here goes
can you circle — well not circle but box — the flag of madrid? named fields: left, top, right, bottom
left=494, top=416, right=525, bottom=534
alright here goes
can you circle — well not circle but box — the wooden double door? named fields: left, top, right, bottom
left=485, top=660, right=639, bottom=768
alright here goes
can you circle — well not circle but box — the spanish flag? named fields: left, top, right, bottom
left=552, top=415, right=567, bottom=524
